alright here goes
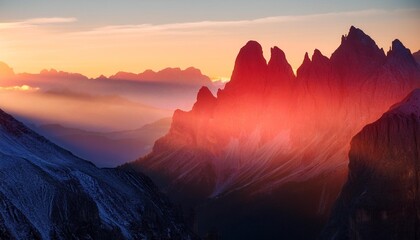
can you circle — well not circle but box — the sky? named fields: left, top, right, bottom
left=0, top=0, right=419, bottom=79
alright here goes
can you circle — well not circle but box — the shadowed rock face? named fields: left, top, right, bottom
left=331, top=26, right=386, bottom=83
left=128, top=26, right=420, bottom=239
left=322, top=89, right=420, bottom=240
left=0, top=109, right=196, bottom=240
left=414, top=50, right=420, bottom=66
left=132, top=26, right=419, bottom=201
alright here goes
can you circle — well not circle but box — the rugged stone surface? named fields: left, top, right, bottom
left=128, top=26, right=420, bottom=239
left=322, top=89, right=420, bottom=240
left=412, top=50, right=420, bottom=66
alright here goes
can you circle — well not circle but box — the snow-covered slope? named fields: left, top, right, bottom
left=0, top=109, right=195, bottom=239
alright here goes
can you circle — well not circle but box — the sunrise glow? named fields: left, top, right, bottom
left=0, top=2, right=419, bottom=78
left=0, top=84, right=40, bottom=91
left=0, top=1, right=419, bottom=239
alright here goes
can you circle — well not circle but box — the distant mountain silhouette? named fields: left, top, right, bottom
left=0, top=61, right=14, bottom=77
left=5, top=66, right=211, bottom=86
left=109, top=67, right=212, bottom=86
left=322, top=89, right=420, bottom=240
left=127, top=26, right=420, bottom=239
left=0, top=64, right=217, bottom=140
left=38, top=68, right=89, bottom=80
left=33, top=118, right=171, bottom=167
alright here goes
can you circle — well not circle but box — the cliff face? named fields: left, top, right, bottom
left=132, top=26, right=419, bottom=199
left=128, top=27, right=420, bottom=239
left=322, top=89, right=420, bottom=240
left=412, top=50, right=420, bottom=66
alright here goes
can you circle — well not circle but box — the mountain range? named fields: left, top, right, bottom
left=127, top=26, right=420, bottom=239
left=0, top=66, right=211, bottom=86
left=109, top=67, right=212, bottom=85
left=33, top=118, right=171, bottom=167
left=0, top=63, right=217, bottom=141
left=0, top=25, right=419, bottom=240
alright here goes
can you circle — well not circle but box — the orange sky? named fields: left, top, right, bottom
left=0, top=8, right=419, bottom=80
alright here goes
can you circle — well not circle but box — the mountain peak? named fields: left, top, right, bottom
left=192, top=86, right=217, bottom=112
left=391, top=39, right=405, bottom=51
left=296, top=49, right=331, bottom=80
left=343, top=26, right=378, bottom=48
left=311, top=49, right=331, bottom=67
left=243, top=40, right=263, bottom=52
left=332, top=26, right=386, bottom=79
left=389, top=39, right=410, bottom=55
left=303, top=52, right=311, bottom=63
left=38, top=68, right=89, bottom=80
left=95, top=74, right=107, bottom=80
left=344, top=26, right=367, bottom=43
left=40, top=68, right=57, bottom=74
left=348, top=25, right=360, bottom=36
left=110, top=67, right=211, bottom=84
left=226, top=40, right=267, bottom=90
left=268, top=46, right=287, bottom=65
left=196, top=86, right=215, bottom=102
left=268, top=46, right=295, bottom=81
left=312, top=49, right=330, bottom=68
left=296, top=52, right=312, bottom=78
left=185, top=66, right=203, bottom=75
left=234, top=40, right=266, bottom=67
left=386, top=39, right=417, bottom=68
left=312, top=49, right=324, bottom=61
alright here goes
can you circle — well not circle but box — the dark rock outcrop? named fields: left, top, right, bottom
left=414, top=50, right=420, bottom=66
left=322, top=89, right=420, bottom=239
left=331, top=26, right=386, bottom=84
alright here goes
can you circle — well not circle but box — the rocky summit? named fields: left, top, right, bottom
left=127, top=26, right=420, bottom=239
